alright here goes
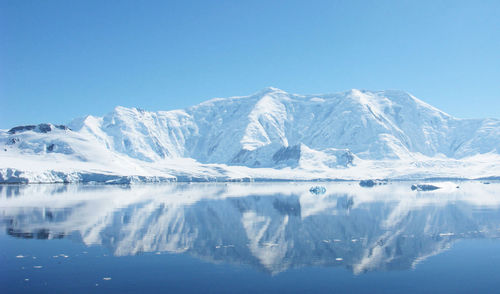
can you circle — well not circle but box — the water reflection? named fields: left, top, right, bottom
left=1, top=182, right=499, bottom=274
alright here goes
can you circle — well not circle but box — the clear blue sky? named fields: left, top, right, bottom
left=1, top=0, right=499, bottom=128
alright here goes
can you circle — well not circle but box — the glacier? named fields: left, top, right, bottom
left=1, top=87, right=499, bottom=183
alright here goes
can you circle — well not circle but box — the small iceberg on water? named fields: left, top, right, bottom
left=309, top=186, right=326, bottom=195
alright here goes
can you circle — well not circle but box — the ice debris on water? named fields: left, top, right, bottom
left=16, top=255, right=25, bottom=258
left=335, top=258, right=343, bottom=261
left=359, top=180, right=376, bottom=187
left=215, top=244, right=234, bottom=248
left=309, top=186, right=326, bottom=195
left=262, top=242, right=279, bottom=247
left=103, top=277, right=112, bottom=281
left=33, top=266, right=43, bottom=269
left=359, top=179, right=388, bottom=187
left=411, top=184, right=441, bottom=191
left=439, top=232, right=455, bottom=237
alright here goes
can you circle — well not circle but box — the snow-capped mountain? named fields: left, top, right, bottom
left=1, top=88, right=499, bottom=183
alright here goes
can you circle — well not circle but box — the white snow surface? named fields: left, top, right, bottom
left=1, top=88, right=499, bottom=183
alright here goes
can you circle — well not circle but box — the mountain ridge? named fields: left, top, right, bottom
left=71, top=87, right=499, bottom=161
left=1, top=88, right=499, bottom=183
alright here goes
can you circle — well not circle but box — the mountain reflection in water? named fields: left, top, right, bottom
left=1, top=182, right=499, bottom=275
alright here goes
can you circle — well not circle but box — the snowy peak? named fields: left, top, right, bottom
left=242, top=93, right=289, bottom=151
left=255, top=86, right=289, bottom=96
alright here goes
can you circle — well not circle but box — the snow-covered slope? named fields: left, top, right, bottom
left=1, top=88, right=499, bottom=183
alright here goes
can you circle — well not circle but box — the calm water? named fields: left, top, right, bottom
left=1, top=182, right=500, bottom=293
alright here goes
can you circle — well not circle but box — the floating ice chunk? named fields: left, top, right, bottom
left=16, top=255, right=25, bottom=258
left=103, top=277, right=112, bottom=281
left=262, top=242, right=279, bottom=247
left=24, top=279, right=29, bottom=282
left=336, top=258, right=343, bottom=261
left=33, top=266, right=43, bottom=269
left=359, top=180, right=376, bottom=187
left=309, top=186, right=326, bottom=195
left=439, top=232, right=455, bottom=237
left=216, top=244, right=236, bottom=248
left=411, top=184, right=440, bottom=191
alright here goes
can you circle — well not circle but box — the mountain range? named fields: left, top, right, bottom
left=1, top=88, right=499, bottom=183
